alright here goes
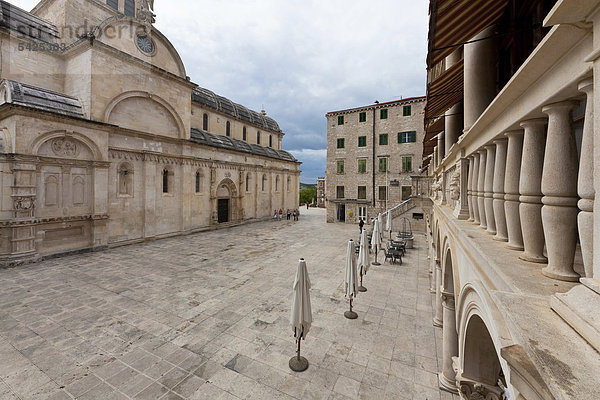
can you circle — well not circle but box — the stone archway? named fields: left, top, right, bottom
left=439, top=246, right=459, bottom=393
left=459, top=315, right=506, bottom=399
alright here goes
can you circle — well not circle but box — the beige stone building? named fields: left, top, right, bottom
left=0, top=0, right=300, bottom=265
left=325, top=97, right=426, bottom=224
left=424, top=0, right=600, bottom=398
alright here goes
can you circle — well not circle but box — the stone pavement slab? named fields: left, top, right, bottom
left=0, top=208, right=459, bottom=399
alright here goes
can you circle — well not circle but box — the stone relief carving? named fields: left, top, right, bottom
left=13, top=196, right=35, bottom=211
left=459, top=382, right=505, bottom=400
left=51, top=138, right=79, bottom=158
left=449, top=170, right=460, bottom=201
left=137, top=0, right=156, bottom=24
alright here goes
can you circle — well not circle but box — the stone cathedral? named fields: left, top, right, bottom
left=0, top=0, right=300, bottom=265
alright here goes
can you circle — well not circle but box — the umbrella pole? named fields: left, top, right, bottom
left=289, top=328, right=308, bottom=372
left=372, top=245, right=381, bottom=266
left=358, top=270, right=367, bottom=292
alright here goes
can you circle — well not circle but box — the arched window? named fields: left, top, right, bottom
left=195, top=171, right=203, bottom=193
left=226, top=121, right=231, bottom=137
left=246, top=173, right=250, bottom=192
left=243, top=127, right=247, bottom=141
left=203, top=113, right=209, bottom=131
left=262, top=174, right=267, bottom=191
left=287, top=176, right=291, bottom=192
left=275, top=175, right=280, bottom=191
left=162, top=169, right=169, bottom=193
left=118, top=162, right=133, bottom=196
left=257, top=131, right=261, bottom=145
left=269, top=135, right=273, bottom=148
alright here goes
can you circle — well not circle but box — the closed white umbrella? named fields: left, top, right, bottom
left=289, top=258, right=312, bottom=372
left=377, top=213, right=384, bottom=241
left=358, top=229, right=369, bottom=292
left=371, top=218, right=382, bottom=266
left=386, top=212, right=393, bottom=239
left=344, top=240, right=358, bottom=319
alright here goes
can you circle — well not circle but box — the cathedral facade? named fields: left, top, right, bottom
left=0, top=0, right=300, bottom=265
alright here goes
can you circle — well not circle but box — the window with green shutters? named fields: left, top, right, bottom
left=336, top=186, right=345, bottom=199
left=357, top=159, right=367, bottom=173
left=380, top=109, right=388, bottom=119
left=398, top=131, right=417, bottom=143
left=337, top=138, right=345, bottom=149
left=379, top=158, right=388, bottom=172
left=337, top=160, right=345, bottom=174
left=338, top=115, right=344, bottom=125
left=358, top=136, right=367, bottom=147
left=359, top=112, right=367, bottom=122
left=403, top=105, right=411, bottom=116
left=401, top=156, right=413, bottom=172
left=379, top=134, right=388, bottom=145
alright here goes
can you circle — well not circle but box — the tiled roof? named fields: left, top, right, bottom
left=192, top=87, right=282, bottom=133
left=190, top=128, right=297, bottom=162
left=0, top=79, right=85, bottom=118
left=0, top=1, right=59, bottom=43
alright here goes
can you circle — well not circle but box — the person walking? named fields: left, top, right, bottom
left=287, top=209, right=291, bottom=220
left=279, top=208, right=283, bottom=221
left=274, top=210, right=279, bottom=221
left=306, top=203, right=309, bottom=210
left=359, top=218, right=365, bottom=234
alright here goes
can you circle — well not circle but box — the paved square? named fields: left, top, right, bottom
left=0, top=208, right=458, bottom=400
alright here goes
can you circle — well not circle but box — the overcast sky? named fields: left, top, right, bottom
left=13, top=0, right=428, bottom=183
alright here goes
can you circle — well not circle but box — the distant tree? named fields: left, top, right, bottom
left=299, top=186, right=317, bottom=205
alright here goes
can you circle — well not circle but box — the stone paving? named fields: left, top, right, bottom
left=0, top=208, right=459, bottom=400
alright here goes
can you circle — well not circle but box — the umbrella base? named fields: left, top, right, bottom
left=289, top=356, right=309, bottom=372
left=344, top=310, right=358, bottom=319
left=372, top=262, right=381, bottom=266
left=358, top=286, right=367, bottom=292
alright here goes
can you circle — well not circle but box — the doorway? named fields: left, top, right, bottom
left=218, top=199, right=229, bottom=223
left=337, top=204, right=346, bottom=222
left=358, top=206, right=367, bottom=223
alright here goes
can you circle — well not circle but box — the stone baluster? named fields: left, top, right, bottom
left=471, top=153, right=481, bottom=224
left=433, top=258, right=443, bottom=327
left=492, top=138, right=508, bottom=241
left=477, top=149, right=487, bottom=229
left=577, top=79, right=594, bottom=279
left=438, top=293, right=458, bottom=393
left=518, top=119, right=547, bottom=263
left=484, top=144, right=496, bottom=235
left=467, top=156, right=475, bottom=221
left=504, top=130, right=524, bottom=250
left=541, top=102, right=580, bottom=281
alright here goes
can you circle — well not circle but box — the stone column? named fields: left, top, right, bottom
left=477, top=149, right=487, bottom=229
left=438, top=133, right=445, bottom=166
left=464, top=26, right=497, bottom=130
left=577, top=79, right=594, bottom=279
left=467, top=156, right=475, bottom=221
left=471, top=153, right=481, bottom=224
left=445, top=102, right=463, bottom=155
left=438, top=293, right=458, bottom=393
left=541, top=101, right=580, bottom=281
left=492, top=138, right=508, bottom=241
left=504, top=130, right=524, bottom=250
left=518, top=119, right=547, bottom=263
left=433, top=146, right=438, bottom=171
left=433, top=258, right=443, bottom=327
left=484, top=144, right=496, bottom=235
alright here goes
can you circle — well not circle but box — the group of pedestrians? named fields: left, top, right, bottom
left=273, top=208, right=300, bottom=222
